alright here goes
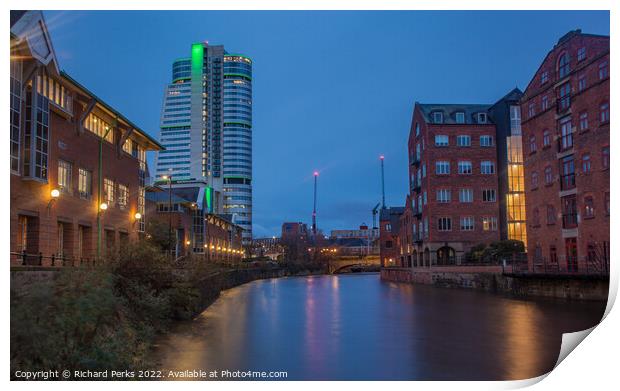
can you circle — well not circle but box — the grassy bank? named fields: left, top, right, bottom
left=10, top=244, right=325, bottom=376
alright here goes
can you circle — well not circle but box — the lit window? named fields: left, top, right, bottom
left=104, top=178, right=115, bottom=206
left=584, top=196, right=595, bottom=218
left=78, top=168, right=92, bottom=199
left=482, top=217, right=497, bottom=231
left=10, top=60, right=22, bottom=173
left=58, top=160, right=72, bottom=193
left=85, top=113, right=115, bottom=143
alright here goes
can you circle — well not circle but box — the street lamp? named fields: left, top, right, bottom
left=134, top=212, right=142, bottom=220
left=100, top=202, right=108, bottom=211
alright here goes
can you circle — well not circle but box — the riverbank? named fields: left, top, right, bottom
left=381, top=267, right=609, bottom=301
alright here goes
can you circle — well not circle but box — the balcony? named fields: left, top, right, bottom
left=557, top=134, right=573, bottom=152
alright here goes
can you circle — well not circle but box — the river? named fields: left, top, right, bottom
left=154, top=273, right=606, bottom=380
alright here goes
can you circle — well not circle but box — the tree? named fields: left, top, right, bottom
left=145, top=219, right=176, bottom=253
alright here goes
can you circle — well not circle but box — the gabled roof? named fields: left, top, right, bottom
left=416, top=103, right=493, bottom=125
left=10, top=10, right=59, bottom=75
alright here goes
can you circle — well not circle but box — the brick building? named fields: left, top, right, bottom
left=379, top=207, right=404, bottom=267
left=10, top=11, right=163, bottom=265
left=405, top=103, right=501, bottom=266
left=520, top=30, right=610, bottom=273
left=145, top=186, right=244, bottom=263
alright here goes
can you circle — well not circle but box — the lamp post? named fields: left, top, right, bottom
left=162, top=174, right=173, bottom=257
left=96, top=127, right=112, bottom=260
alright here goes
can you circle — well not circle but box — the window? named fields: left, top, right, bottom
left=458, top=161, right=472, bottom=174
left=459, top=188, right=473, bottom=203
left=562, top=194, right=578, bottom=228
left=578, top=74, right=586, bottom=91
left=436, top=189, right=451, bottom=203
left=582, top=154, right=591, bottom=174
left=122, top=138, right=132, bottom=154
left=543, top=130, right=551, bottom=147
left=435, top=135, right=449, bottom=146
left=482, top=189, right=496, bottom=202
left=118, top=184, right=128, bottom=210
left=531, top=172, right=539, bottom=189
left=481, top=161, right=495, bottom=174
left=541, top=95, right=549, bottom=111
left=455, top=112, right=465, bottom=124
left=510, top=106, right=522, bottom=135
left=559, top=117, right=573, bottom=151
left=559, top=83, right=571, bottom=111
left=35, top=74, right=73, bottom=113
left=532, top=208, right=540, bottom=226
left=433, top=112, right=443, bottom=123
left=58, top=160, right=72, bottom=193
left=599, top=61, right=608, bottom=80
left=605, top=192, right=610, bottom=215
left=579, top=111, right=589, bottom=131
left=385, top=224, right=391, bottom=232
left=528, top=103, right=535, bottom=118
left=482, top=217, right=498, bottom=231
left=550, top=245, right=558, bottom=263
left=10, top=60, right=22, bottom=173
left=544, top=166, right=553, bottom=185
left=456, top=135, right=471, bottom=147
left=24, top=84, right=50, bottom=180
left=85, top=113, right=114, bottom=143
left=558, top=52, right=570, bottom=78
left=547, top=205, right=557, bottom=224
left=104, top=178, right=115, bottom=206
left=423, top=191, right=427, bottom=205
left=78, top=168, right=92, bottom=199
left=529, top=135, right=537, bottom=153
left=577, top=47, right=586, bottom=61
left=480, top=135, right=494, bottom=147
left=438, top=217, right=452, bottom=231
left=601, top=146, right=609, bottom=169
left=540, top=71, right=549, bottom=85
left=422, top=163, right=426, bottom=177
left=415, top=123, right=420, bottom=137
left=460, top=216, right=474, bottom=231
left=600, top=102, right=609, bottom=123
left=584, top=196, right=595, bottom=219
left=435, top=161, right=450, bottom=175
left=477, top=113, right=488, bottom=124
left=561, top=155, right=576, bottom=190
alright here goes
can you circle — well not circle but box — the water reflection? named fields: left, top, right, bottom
left=155, top=274, right=605, bottom=380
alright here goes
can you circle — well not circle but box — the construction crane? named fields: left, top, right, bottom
left=372, top=203, right=381, bottom=229
left=380, top=155, right=386, bottom=209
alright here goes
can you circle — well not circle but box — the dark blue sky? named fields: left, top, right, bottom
left=44, top=10, right=609, bottom=237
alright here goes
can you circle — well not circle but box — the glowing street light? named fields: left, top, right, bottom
left=50, top=189, right=60, bottom=199
left=100, top=202, right=108, bottom=211
left=134, top=212, right=142, bottom=220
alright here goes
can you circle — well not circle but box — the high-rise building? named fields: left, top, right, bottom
left=154, top=42, right=253, bottom=244
left=520, top=30, right=609, bottom=273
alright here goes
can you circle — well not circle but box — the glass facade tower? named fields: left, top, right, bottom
left=154, top=43, right=253, bottom=244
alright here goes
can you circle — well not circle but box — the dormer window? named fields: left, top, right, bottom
left=455, top=112, right=465, bottom=124
left=432, top=112, right=444, bottom=124
left=477, top=113, right=488, bottom=124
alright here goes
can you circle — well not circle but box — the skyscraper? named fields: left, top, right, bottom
left=154, top=42, right=253, bottom=244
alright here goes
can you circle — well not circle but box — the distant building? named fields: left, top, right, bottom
left=520, top=30, right=609, bottom=273
left=379, top=207, right=405, bottom=267
left=10, top=11, right=163, bottom=265
left=153, top=42, right=253, bottom=244
left=330, top=225, right=379, bottom=240
left=281, top=222, right=309, bottom=243
left=145, top=186, right=244, bottom=262
left=252, top=237, right=284, bottom=260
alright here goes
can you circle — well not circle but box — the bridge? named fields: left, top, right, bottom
left=328, top=255, right=381, bottom=274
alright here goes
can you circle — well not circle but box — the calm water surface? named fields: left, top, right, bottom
left=155, top=274, right=605, bottom=380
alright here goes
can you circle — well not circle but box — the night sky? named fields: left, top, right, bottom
left=43, top=10, right=609, bottom=237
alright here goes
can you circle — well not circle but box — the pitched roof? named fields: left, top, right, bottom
left=417, top=103, right=493, bottom=125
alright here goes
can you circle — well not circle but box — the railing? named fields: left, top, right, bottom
left=562, top=212, right=578, bottom=229
left=530, top=255, right=610, bottom=276
left=10, top=251, right=97, bottom=267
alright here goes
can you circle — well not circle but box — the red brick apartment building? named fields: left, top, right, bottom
left=379, top=207, right=404, bottom=267
left=145, top=186, right=244, bottom=263
left=404, top=103, right=501, bottom=266
left=520, top=30, right=610, bottom=273
left=10, top=11, right=163, bottom=265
